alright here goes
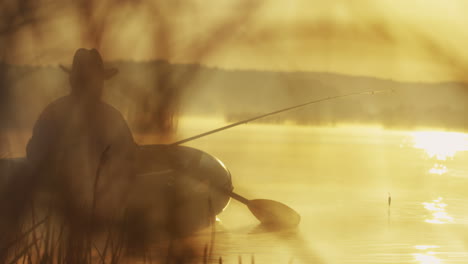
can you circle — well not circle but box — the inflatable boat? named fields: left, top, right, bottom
left=0, top=144, right=233, bottom=239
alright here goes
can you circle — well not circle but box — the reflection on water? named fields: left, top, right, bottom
left=429, top=164, right=447, bottom=175
left=412, top=131, right=468, bottom=177
left=412, top=131, right=468, bottom=161
left=422, top=197, right=454, bottom=224
left=413, top=252, right=442, bottom=264
left=414, top=245, right=442, bottom=264
left=175, top=122, right=468, bottom=264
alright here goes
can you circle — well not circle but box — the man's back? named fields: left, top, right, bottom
left=27, top=95, right=137, bottom=221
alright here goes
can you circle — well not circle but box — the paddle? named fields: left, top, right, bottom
left=229, top=191, right=301, bottom=228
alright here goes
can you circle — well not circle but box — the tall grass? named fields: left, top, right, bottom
left=2, top=216, right=274, bottom=264
left=0, top=184, right=292, bottom=264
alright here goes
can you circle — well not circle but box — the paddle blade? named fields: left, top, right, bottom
left=247, top=199, right=300, bottom=228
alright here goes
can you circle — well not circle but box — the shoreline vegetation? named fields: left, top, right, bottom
left=1, top=210, right=292, bottom=263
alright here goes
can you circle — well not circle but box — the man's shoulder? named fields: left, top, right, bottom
left=98, top=102, right=134, bottom=141
left=38, top=96, right=72, bottom=119
left=98, top=102, right=126, bottom=120
left=97, top=102, right=133, bottom=132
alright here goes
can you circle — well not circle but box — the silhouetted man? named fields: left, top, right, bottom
left=27, top=48, right=137, bottom=232
left=0, top=49, right=138, bottom=262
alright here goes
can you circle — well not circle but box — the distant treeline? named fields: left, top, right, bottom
left=2, top=60, right=468, bottom=135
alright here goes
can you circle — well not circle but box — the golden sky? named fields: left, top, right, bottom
left=3, top=0, right=468, bottom=82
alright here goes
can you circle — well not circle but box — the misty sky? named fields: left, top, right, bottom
left=3, top=0, right=468, bottom=82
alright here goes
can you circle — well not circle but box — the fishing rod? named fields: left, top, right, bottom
left=170, top=89, right=392, bottom=146
left=141, top=88, right=392, bottom=228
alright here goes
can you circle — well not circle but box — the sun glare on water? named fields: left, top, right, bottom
left=413, top=244, right=442, bottom=264
left=412, top=252, right=442, bottom=264
left=412, top=131, right=468, bottom=160
left=422, top=197, right=454, bottom=224
left=412, top=131, right=468, bottom=175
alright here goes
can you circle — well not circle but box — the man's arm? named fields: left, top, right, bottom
left=27, top=108, right=56, bottom=167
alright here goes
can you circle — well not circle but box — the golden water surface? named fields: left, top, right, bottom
left=4, top=118, right=468, bottom=263
left=159, top=118, right=468, bottom=264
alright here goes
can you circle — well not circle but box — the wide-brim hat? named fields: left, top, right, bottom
left=60, top=48, right=118, bottom=80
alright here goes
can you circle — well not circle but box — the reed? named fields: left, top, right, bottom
left=1, top=164, right=291, bottom=264
left=4, top=215, right=292, bottom=264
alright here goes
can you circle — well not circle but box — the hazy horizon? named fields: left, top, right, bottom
left=3, top=61, right=468, bottom=140
left=3, top=60, right=468, bottom=85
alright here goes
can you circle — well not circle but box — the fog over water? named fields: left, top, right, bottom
left=3, top=115, right=468, bottom=263
left=167, top=117, right=468, bottom=264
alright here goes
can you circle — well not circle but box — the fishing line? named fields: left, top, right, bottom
left=171, top=89, right=393, bottom=145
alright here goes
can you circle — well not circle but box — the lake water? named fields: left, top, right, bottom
left=149, top=117, right=468, bottom=264
left=4, top=117, right=468, bottom=264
